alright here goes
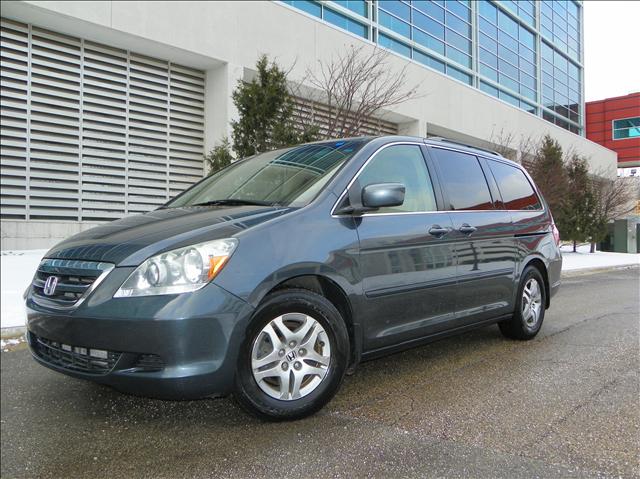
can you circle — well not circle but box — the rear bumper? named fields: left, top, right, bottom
left=26, top=272, right=254, bottom=400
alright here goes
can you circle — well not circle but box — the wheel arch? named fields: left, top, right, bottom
left=523, top=257, right=551, bottom=309
left=265, top=273, right=361, bottom=369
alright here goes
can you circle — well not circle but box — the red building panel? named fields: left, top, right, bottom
left=586, top=92, right=640, bottom=167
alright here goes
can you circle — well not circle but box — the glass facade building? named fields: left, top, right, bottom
left=281, top=0, right=584, bottom=134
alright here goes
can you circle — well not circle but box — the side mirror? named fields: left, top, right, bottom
left=361, top=183, right=405, bottom=209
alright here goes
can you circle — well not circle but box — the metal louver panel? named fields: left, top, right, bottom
left=0, top=18, right=205, bottom=221
left=291, top=96, right=398, bottom=138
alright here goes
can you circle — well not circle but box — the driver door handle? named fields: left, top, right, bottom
left=459, top=224, right=477, bottom=235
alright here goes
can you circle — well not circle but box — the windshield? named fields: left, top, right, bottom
left=166, top=139, right=369, bottom=208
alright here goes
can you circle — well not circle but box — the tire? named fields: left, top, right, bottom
left=233, top=288, right=349, bottom=421
left=499, top=265, right=546, bottom=340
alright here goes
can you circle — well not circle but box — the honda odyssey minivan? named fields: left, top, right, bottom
left=26, top=136, right=562, bottom=420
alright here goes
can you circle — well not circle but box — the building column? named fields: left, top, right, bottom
left=203, top=62, right=244, bottom=162
left=398, top=119, right=427, bottom=137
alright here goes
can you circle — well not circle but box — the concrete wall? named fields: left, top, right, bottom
left=1, top=220, right=102, bottom=250
left=0, top=0, right=619, bottom=250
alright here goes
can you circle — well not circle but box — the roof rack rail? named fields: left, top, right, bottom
left=426, top=137, right=502, bottom=157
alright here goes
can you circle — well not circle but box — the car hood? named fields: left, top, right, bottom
left=44, top=205, right=291, bottom=266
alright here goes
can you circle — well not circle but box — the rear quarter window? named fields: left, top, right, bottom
left=488, top=160, right=542, bottom=210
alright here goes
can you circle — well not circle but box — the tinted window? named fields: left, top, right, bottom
left=431, top=149, right=494, bottom=210
left=488, top=160, right=542, bottom=210
left=357, top=145, right=437, bottom=213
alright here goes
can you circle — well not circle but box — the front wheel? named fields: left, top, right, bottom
left=499, top=266, right=546, bottom=340
left=234, top=288, right=349, bottom=421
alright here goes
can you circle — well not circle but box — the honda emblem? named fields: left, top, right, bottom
left=43, top=276, right=59, bottom=296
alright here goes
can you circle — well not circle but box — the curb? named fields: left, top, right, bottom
left=561, top=263, right=639, bottom=278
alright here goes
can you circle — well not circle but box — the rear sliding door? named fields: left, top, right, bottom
left=428, top=147, right=516, bottom=323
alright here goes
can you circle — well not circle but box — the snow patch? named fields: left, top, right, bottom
left=1, top=249, right=47, bottom=329
left=560, top=243, right=640, bottom=271
left=1, top=337, right=25, bottom=351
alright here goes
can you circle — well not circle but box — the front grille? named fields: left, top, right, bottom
left=134, top=354, right=165, bottom=372
left=32, top=334, right=121, bottom=374
left=31, top=259, right=113, bottom=308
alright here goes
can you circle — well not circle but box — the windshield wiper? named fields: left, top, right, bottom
left=191, top=199, right=275, bottom=207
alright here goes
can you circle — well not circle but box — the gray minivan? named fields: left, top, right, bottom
left=26, top=136, right=562, bottom=420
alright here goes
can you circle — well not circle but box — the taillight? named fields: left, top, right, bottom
left=551, top=222, right=560, bottom=246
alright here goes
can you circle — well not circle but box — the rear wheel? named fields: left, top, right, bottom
left=234, top=288, right=349, bottom=421
left=499, top=265, right=546, bottom=340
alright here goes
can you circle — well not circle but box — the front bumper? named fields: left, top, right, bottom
left=26, top=266, right=254, bottom=400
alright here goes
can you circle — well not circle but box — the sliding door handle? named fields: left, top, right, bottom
left=459, top=224, right=477, bottom=235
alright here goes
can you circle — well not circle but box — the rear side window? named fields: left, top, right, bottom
left=431, top=148, right=494, bottom=210
left=357, top=144, right=437, bottom=213
left=488, top=160, right=542, bottom=210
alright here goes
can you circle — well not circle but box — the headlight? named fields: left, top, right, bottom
left=114, top=239, right=238, bottom=298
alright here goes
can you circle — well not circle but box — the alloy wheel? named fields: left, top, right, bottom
left=251, top=313, right=331, bottom=401
left=522, top=278, right=542, bottom=328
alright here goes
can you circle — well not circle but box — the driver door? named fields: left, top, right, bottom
left=352, top=144, right=457, bottom=351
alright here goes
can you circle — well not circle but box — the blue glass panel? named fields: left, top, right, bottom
left=567, top=62, right=580, bottom=81
left=479, top=47, right=498, bottom=69
left=379, top=1, right=410, bottom=21
left=324, top=8, right=368, bottom=37
left=520, top=12, right=534, bottom=27
left=445, top=1, right=470, bottom=22
left=445, top=45, right=471, bottom=68
left=379, top=33, right=411, bottom=57
left=332, top=0, right=367, bottom=17
left=479, top=1, right=497, bottom=23
left=479, top=17, right=498, bottom=37
left=498, top=59, right=518, bottom=80
left=498, top=10, right=518, bottom=38
left=519, top=27, right=535, bottom=49
left=541, top=42, right=554, bottom=62
left=413, top=49, right=446, bottom=73
left=379, top=10, right=411, bottom=37
left=520, top=85, right=536, bottom=102
left=498, top=30, right=518, bottom=52
left=521, top=100, right=537, bottom=114
left=413, top=1, right=445, bottom=22
left=520, top=1, right=535, bottom=17
left=499, top=90, right=520, bottom=108
left=498, top=73, right=519, bottom=92
left=480, top=63, right=498, bottom=82
left=567, top=1, right=579, bottom=19
left=413, top=28, right=445, bottom=55
left=498, top=44, right=518, bottom=66
left=519, top=59, right=535, bottom=77
left=554, top=51, right=568, bottom=72
left=480, top=80, right=499, bottom=97
left=413, top=10, right=445, bottom=39
left=501, top=1, right=518, bottom=15
left=286, top=0, right=322, bottom=17
left=446, top=28, right=471, bottom=53
left=446, top=65, right=472, bottom=85
left=518, top=45, right=535, bottom=64
left=445, top=11, right=470, bottom=37
left=479, top=32, right=498, bottom=54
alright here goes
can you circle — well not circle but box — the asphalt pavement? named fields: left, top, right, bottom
left=1, top=268, right=639, bottom=478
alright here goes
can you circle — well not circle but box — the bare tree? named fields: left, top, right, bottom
left=488, top=127, right=539, bottom=165
left=304, top=45, right=421, bottom=139
left=587, top=174, right=638, bottom=252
